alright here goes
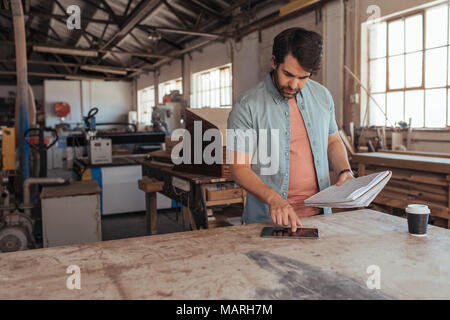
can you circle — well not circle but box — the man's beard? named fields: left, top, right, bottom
left=271, top=69, right=301, bottom=99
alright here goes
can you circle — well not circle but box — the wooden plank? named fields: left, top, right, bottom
left=0, top=210, right=449, bottom=299
left=205, top=198, right=244, bottom=207
left=387, top=179, right=447, bottom=196
left=352, top=153, right=450, bottom=174
left=138, top=177, right=164, bottom=193
left=383, top=186, right=447, bottom=205
left=374, top=193, right=449, bottom=220
left=447, top=175, right=450, bottom=211
left=364, top=167, right=448, bottom=186
left=378, top=149, right=450, bottom=159
left=40, top=180, right=101, bottom=199
left=207, top=188, right=243, bottom=201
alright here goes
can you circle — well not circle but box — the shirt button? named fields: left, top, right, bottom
left=285, top=173, right=289, bottom=177
left=283, top=192, right=287, bottom=196
left=285, top=132, right=289, bottom=136
left=285, top=112, right=288, bottom=116
left=285, top=152, right=289, bottom=156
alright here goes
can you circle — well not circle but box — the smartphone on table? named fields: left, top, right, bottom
left=261, top=227, right=319, bottom=239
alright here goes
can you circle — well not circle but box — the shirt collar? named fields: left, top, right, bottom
left=265, top=72, right=304, bottom=105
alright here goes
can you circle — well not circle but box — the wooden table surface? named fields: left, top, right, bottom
left=0, top=209, right=449, bottom=300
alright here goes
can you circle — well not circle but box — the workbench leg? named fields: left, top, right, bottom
left=183, top=206, right=197, bottom=231
left=145, top=192, right=157, bottom=235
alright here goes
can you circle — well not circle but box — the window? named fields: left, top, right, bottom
left=137, top=86, right=155, bottom=125
left=366, top=3, right=450, bottom=128
left=158, top=78, right=182, bottom=104
left=191, top=64, right=232, bottom=108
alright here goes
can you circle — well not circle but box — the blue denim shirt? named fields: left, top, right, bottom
left=227, top=73, right=338, bottom=223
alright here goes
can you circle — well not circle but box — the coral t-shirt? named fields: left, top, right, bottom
left=287, top=97, right=321, bottom=217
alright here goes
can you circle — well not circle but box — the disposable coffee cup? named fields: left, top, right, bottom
left=406, top=204, right=430, bottom=236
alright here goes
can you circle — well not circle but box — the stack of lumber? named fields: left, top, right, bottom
left=175, top=108, right=232, bottom=178
left=352, top=152, right=450, bottom=228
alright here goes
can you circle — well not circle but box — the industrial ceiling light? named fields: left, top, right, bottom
left=147, top=30, right=162, bottom=41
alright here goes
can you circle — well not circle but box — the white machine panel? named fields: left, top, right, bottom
left=101, top=165, right=145, bottom=215
left=89, top=138, right=112, bottom=165
left=100, top=165, right=173, bottom=215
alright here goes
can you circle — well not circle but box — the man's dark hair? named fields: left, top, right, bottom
left=272, top=27, right=323, bottom=73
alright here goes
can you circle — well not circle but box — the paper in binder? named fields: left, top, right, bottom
left=304, top=171, right=392, bottom=208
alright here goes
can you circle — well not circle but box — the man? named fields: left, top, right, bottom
left=227, top=27, right=353, bottom=232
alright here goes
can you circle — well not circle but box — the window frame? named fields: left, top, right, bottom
left=365, top=2, right=450, bottom=129
left=191, top=63, right=233, bottom=109
left=158, top=77, right=183, bottom=104
left=137, top=85, right=155, bottom=125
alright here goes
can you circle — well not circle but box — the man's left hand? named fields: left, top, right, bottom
left=336, top=171, right=354, bottom=186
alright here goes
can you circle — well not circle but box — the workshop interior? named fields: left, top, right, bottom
left=0, top=0, right=449, bottom=301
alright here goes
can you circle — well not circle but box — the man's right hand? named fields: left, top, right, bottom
left=268, top=195, right=302, bottom=232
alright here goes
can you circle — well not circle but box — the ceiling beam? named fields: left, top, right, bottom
left=124, top=0, right=133, bottom=16
left=0, top=58, right=152, bottom=72
left=52, top=54, right=73, bottom=74
left=100, top=0, right=162, bottom=51
left=159, top=0, right=192, bottom=30
left=234, top=0, right=333, bottom=41
left=100, top=0, right=121, bottom=24
left=32, top=44, right=178, bottom=59
left=0, top=70, right=122, bottom=81
left=154, top=26, right=230, bottom=39
left=187, top=0, right=225, bottom=21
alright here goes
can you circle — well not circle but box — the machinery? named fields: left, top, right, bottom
left=151, top=102, right=185, bottom=135
left=0, top=127, right=31, bottom=252
left=0, top=127, right=66, bottom=253
left=67, top=107, right=166, bottom=160
left=88, top=138, right=112, bottom=165
left=83, top=107, right=113, bottom=165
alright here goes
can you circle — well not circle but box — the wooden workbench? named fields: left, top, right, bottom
left=135, top=158, right=245, bottom=231
left=0, top=209, right=449, bottom=300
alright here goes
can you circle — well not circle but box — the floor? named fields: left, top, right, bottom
left=101, top=209, right=189, bottom=241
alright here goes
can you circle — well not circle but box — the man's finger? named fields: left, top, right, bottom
left=276, top=213, right=283, bottom=226
left=282, top=211, right=289, bottom=226
left=289, top=214, right=298, bottom=232
left=270, top=213, right=276, bottom=225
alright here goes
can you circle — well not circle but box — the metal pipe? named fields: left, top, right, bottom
left=23, top=177, right=66, bottom=217
left=11, top=0, right=30, bottom=194
left=2, top=189, right=10, bottom=216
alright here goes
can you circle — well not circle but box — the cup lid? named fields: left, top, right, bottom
left=406, top=204, right=430, bottom=214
